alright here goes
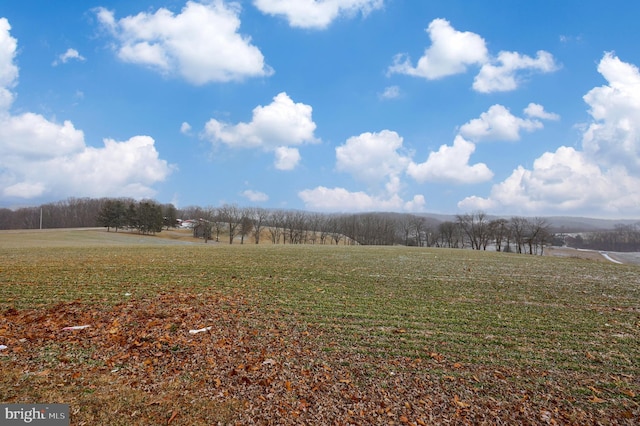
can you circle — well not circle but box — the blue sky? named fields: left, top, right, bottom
left=2, top=1, right=640, bottom=218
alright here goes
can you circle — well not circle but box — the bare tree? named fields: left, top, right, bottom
left=457, top=211, right=490, bottom=250
left=438, top=221, right=461, bottom=248
left=510, top=217, right=529, bottom=254
left=268, top=210, right=285, bottom=244
left=307, top=213, right=323, bottom=244
left=398, top=215, right=413, bottom=246
left=527, top=217, right=552, bottom=255
left=489, top=218, right=510, bottom=252
left=250, top=207, right=269, bottom=244
left=238, top=209, right=253, bottom=244
left=219, top=204, right=241, bottom=244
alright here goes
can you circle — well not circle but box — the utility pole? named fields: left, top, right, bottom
left=40, top=207, right=43, bottom=230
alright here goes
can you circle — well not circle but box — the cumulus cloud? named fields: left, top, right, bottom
left=458, top=147, right=640, bottom=215
left=309, top=126, right=496, bottom=212
left=253, top=0, right=384, bottom=29
left=203, top=92, right=318, bottom=170
left=335, top=130, right=410, bottom=183
left=473, top=50, right=558, bottom=93
left=389, top=18, right=557, bottom=92
left=95, top=1, right=272, bottom=84
left=459, top=53, right=640, bottom=217
left=389, top=18, right=487, bottom=80
left=0, top=18, right=18, bottom=110
left=0, top=126, right=173, bottom=200
left=298, top=186, right=414, bottom=212
left=407, top=135, right=493, bottom=184
left=274, top=146, right=301, bottom=170
left=459, top=104, right=545, bottom=142
left=404, top=194, right=426, bottom=211
left=524, top=103, right=560, bottom=121
left=0, top=20, right=172, bottom=202
left=52, top=48, right=85, bottom=66
left=241, top=189, right=269, bottom=202
left=0, top=113, right=85, bottom=159
left=298, top=130, right=429, bottom=212
left=582, top=52, right=640, bottom=173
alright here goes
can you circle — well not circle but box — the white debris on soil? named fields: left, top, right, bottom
left=189, top=326, right=212, bottom=335
left=62, top=325, right=91, bottom=330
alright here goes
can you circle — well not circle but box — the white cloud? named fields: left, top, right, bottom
left=379, top=85, right=400, bottom=100
left=204, top=92, right=318, bottom=170
left=0, top=113, right=86, bottom=159
left=404, top=194, right=426, bottom=212
left=459, top=54, right=640, bottom=217
left=180, top=122, right=192, bottom=134
left=473, top=50, right=558, bottom=93
left=300, top=130, right=430, bottom=213
left=44, top=136, right=173, bottom=199
left=335, top=130, right=410, bottom=183
left=96, top=1, right=272, bottom=84
left=0, top=18, right=18, bottom=110
left=582, top=52, right=640, bottom=173
left=407, top=135, right=493, bottom=184
left=456, top=195, right=495, bottom=212
left=298, top=186, right=412, bottom=212
left=53, top=48, right=85, bottom=66
left=389, top=18, right=487, bottom=80
left=274, top=146, right=301, bottom=170
left=0, top=20, right=172, bottom=201
left=324, top=127, right=495, bottom=212
left=389, top=19, right=558, bottom=93
left=459, top=104, right=543, bottom=142
left=524, top=103, right=560, bottom=121
left=241, top=189, right=269, bottom=202
left=458, top=147, right=640, bottom=216
left=1, top=131, right=173, bottom=200
left=253, top=0, right=383, bottom=29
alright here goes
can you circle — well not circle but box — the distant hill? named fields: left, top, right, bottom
left=416, top=213, right=639, bottom=233
left=535, top=216, right=638, bottom=232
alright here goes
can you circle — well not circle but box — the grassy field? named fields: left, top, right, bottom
left=0, top=229, right=638, bottom=424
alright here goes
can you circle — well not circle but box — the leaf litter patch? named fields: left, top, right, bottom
left=0, top=293, right=637, bottom=425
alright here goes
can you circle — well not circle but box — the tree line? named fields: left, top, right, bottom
left=3, top=197, right=639, bottom=253
left=565, top=224, right=640, bottom=252
left=0, top=197, right=177, bottom=235
left=181, top=205, right=554, bottom=254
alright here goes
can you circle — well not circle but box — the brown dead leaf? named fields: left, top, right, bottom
left=429, top=352, right=444, bottom=362
left=587, top=385, right=601, bottom=394
left=588, top=395, right=606, bottom=403
left=622, top=389, right=636, bottom=397
left=453, top=395, right=470, bottom=408
left=167, top=410, right=178, bottom=424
